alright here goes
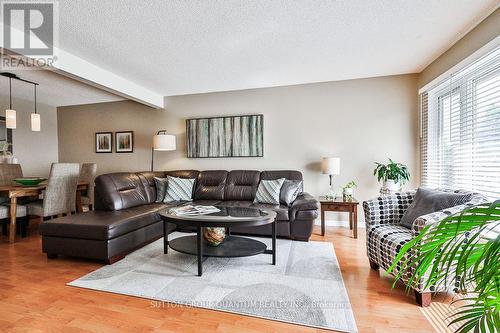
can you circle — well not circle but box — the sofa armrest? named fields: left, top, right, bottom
left=290, top=193, right=320, bottom=220
left=412, top=194, right=487, bottom=236
left=363, top=191, right=415, bottom=229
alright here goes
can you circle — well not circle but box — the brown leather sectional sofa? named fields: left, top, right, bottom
left=39, top=170, right=320, bottom=264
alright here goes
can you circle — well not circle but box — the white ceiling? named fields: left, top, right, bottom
left=0, top=69, right=124, bottom=107
left=56, top=0, right=498, bottom=97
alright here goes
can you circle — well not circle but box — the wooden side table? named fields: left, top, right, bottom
left=319, top=196, right=359, bottom=238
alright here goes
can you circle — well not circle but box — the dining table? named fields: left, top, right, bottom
left=0, top=181, right=89, bottom=243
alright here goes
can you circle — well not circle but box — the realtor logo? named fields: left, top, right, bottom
left=2, top=1, right=54, bottom=55
left=1, top=1, right=58, bottom=69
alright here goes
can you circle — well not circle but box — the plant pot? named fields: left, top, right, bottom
left=383, top=179, right=400, bottom=192
left=343, top=187, right=354, bottom=201
left=2, top=156, right=14, bottom=164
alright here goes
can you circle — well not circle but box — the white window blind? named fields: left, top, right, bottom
left=420, top=46, right=500, bottom=199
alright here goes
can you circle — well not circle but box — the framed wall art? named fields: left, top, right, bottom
left=186, top=115, right=263, bottom=158
left=115, top=131, right=134, bottom=153
left=95, top=132, right=112, bottom=153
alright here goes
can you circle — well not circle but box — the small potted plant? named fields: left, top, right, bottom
left=373, top=158, right=410, bottom=192
left=342, top=181, right=357, bottom=201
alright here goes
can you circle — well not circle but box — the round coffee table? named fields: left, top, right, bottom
left=159, top=206, right=277, bottom=276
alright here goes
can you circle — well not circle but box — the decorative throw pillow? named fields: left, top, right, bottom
left=280, top=180, right=303, bottom=206
left=400, top=187, right=473, bottom=229
left=254, top=178, right=286, bottom=205
left=153, top=177, right=168, bottom=203
left=163, top=176, right=196, bottom=202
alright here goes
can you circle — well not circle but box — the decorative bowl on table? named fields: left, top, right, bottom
left=13, top=177, right=47, bottom=186
left=203, top=227, right=226, bottom=246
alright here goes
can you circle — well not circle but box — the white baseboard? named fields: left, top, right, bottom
left=314, top=219, right=366, bottom=228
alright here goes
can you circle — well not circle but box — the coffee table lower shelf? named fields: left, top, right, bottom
left=169, top=235, right=267, bottom=257
left=164, top=224, right=276, bottom=276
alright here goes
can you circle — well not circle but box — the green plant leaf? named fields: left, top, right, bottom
left=388, top=201, right=500, bottom=333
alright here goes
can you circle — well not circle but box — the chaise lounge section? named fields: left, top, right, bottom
left=40, top=169, right=319, bottom=263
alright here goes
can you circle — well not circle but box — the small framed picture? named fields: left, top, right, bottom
left=115, top=131, right=134, bottom=153
left=95, top=132, right=112, bottom=153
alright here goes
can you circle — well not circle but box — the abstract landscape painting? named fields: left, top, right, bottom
left=95, top=132, right=112, bottom=153
left=187, top=115, right=263, bottom=158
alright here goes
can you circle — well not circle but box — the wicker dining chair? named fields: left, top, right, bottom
left=79, top=163, right=97, bottom=211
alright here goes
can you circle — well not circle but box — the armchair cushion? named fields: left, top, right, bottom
left=399, top=188, right=473, bottom=229
left=366, top=224, right=412, bottom=275
left=411, top=191, right=487, bottom=235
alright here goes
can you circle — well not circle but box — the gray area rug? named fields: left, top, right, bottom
left=69, top=232, right=357, bottom=332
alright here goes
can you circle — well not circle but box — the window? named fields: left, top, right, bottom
left=420, top=46, right=500, bottom=199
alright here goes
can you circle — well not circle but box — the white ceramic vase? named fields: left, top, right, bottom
left=383, top=179, right=400, bottom=192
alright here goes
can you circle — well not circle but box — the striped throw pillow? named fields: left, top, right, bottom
left=254, top=178, right=285, bottom=205
left=163, top=176, right=195, bottom=202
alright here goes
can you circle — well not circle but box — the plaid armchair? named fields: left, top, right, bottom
left=363, top=190, right=486, bottom=306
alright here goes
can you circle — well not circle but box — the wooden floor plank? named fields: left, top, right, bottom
left=0, top=223, right=435, bottom=333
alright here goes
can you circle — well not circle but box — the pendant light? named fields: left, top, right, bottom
left=31, top=84, right=40, bottom=131
left=5, top=77, right=16, bottom=129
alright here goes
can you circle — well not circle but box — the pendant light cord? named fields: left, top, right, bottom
left=34, top=84, right=37, bottom=114
left=9, top=77, right=12, bottom=109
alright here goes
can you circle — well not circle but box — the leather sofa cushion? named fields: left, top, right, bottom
left=215, top=200, right=253, bottom=208
left=39, top=203, right=169, bottom=241
left=191, top=200, right=222, bottom=206
left=136, top=172, right=163, bottom=203
left=260, top=170, right=303, bottom=181
left=290, top=193, right=321, bottom=220
left=224, top=170, right=260, bottom=201
left=295, top=209, right=319, bottom=220
left=165, top=170, right=199, bottom=179
left=95, top=173, right=150, bottom=211
left=251, top=203, right=289, bottom=221
left=194, top=170, right=228, bottom=201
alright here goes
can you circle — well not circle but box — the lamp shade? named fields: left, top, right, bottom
left=153, top=133, right=176, bottom=151
left=321, top=157, right=340, bottom=175
left=31, top=113, right=40, bottom=131
left=6, top=109, right=16, bottom=129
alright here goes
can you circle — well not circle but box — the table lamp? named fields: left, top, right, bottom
left=151, top=131, right=176, bottom=171
left=321, top=157, right=340, bottom=199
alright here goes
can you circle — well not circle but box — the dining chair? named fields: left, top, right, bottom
left=26, top=163, right=80, bottom=220
left=0, top=163, right=22, bottom=204
left=79, top=163, right=97, bottom=211
left=0, top=163, right=23, bottom=185
left=0, top=205, right=29, bottom=237
left=0, top=163, right=29, bottom=237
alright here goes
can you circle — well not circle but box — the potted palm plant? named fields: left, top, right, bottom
left=389, top=201, right=500, bottom=333
left=373, top=158, right=410, bottom=192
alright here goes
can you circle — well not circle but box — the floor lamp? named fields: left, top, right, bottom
left=151, top=131, right=176, bottom=171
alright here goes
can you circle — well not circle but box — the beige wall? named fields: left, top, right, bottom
left=0, top=97, right=58, bottom=177
left=58, top=74, right=420, bottom=225
left=419, top=8, right=500, bottom=88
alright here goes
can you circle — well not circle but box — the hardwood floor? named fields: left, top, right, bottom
left=0, top=224, right=435, bottom=333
